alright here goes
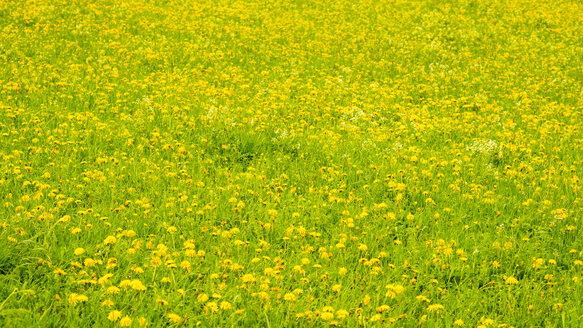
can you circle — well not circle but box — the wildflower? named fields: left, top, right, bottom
left=108, top=310, right=122, bottom=321
left=336, top=309, right=349, bottom=319
left=167, top=313, right=182, bottom=323
left=101, top=299, right=114, bottom=307
left=370, top=314, right=382, bottom=322
left=156, top=298, right=168, bottom=305
left=74, top=248, right=85, bottom=256
left=241, top=274, right=256, bottom=283
left=284, top=293, right=297, bottom=302
left=119, top=316, right=132, bottom=326
left=68, top=293, right=88, bottom=305
left=427, top=304, right=445, bottom=312
left=84, top=258, right=96, bottom=267
left=504, top=276, right=519, bottom=285
left=197, top=293, right=209, bottom=302
left=385, top=284, right=405, bottom=298
left=119, top=280, right=132, bottom=288
left=103, top=235, right=117, bottom=245
left=320, top=312, right=334, bottom=320
left=53, top=268, right=66, bottom=275
left=205, top=301, right=218, bottom=313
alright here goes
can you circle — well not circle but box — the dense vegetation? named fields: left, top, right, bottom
left=1, top=0, right=582, bottom=326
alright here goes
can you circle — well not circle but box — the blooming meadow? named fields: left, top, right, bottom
left=1, top=0, right=582, bottom=326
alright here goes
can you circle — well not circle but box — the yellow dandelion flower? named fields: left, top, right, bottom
left=103, top=235, right=117, bottom=245
left=427, top=304, right=445, bottom=312
left=108, top=310, right=122, bottom=322
left=205, top=301, right=218, bottom=313
left=504, top=276, right=519, bottom=285
left=197, top=293, right=209, bottom=302
left=119, top=316, right=132, bottom=327
left=68, top=293, right=88, bottom=306
left=284, top=293, right=297, bottom=302
left=336, top=309, right=349, bottom=319
left=167, top=313, right=181, bottom=323
left=385, top=284, right=405, bottom=298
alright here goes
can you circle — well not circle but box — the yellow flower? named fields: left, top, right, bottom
left=107, top=286, right=120, bottom=294
left=101, top=299, right=114, bottom=307
left=119, top=280, right=132, bottom=288
left=119, top=316, right=132, bottom=327
left=103, top=235, right=117, bottom=245
left=504, top=276, right=519, bottom=285
left=284, top=293, right=297, bottom=302
left=205, top=301, right=218, bottom=313
left=167, top=313, right=182, bottom=323
left=370, top=314, right=382, bottom=322
left=130, top=279, right=146, bottom=291
left=220, top=301, right=232, bottom=310
left=385, top=284, right=405, bottom=298
left=332, top=284, right=342, bottom=292
left=84, top=258, right=96, bottom=267
left=376, top=305, right=390, bottom=313
left=320, top=312, right=334, bottom=320
left=98, top=273, right=114, bottom=284
left=156, top=298, right=168, bottom=305
left=108, top=310, right=122, bottom=321
left=197, top=293, right=209, bottom=302
left=454, top=319, right=464, bottom=326
left=138, top=317, right=148, bottom=327
left=427, top=304, right=445, bottom=312
left=68, top=293, right=88, bottom=306
left=53, top=268, right=66, bottom=275
left=336, top=309, right=349, bottom=319
left=241, top=274, right=256, bottom=283
left=74, top=248, right=85, bottom=256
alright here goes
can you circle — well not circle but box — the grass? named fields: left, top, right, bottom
left=1, top=0, right=583, bottom=327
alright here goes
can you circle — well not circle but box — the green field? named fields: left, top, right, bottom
left=1, top=0, right=583, bottom=326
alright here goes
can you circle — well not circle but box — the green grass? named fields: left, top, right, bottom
left=1, top=0, right=583, bottom=326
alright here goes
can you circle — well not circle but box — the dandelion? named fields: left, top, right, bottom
left=167, top=313, right=182, bottom=323
left=284, top=293, right=297, bottom=302
left=68, top=293, right=88, bottom=306
left=103, top=235, right=117, bottom=245
left=241, top=274, right=256, bottom=283
left=84, top=258, right=96, bottom=267
left=119, top=316, right=132, bottom=327
left=108, top=310, right=122, bottom=321
left=427, top=304, right=445, bottom=312
left=385, top=284, right=405, bottom=298
left=504, top=276, right=519, bottom=285
left=336, top=309, right=349, bottom=319
left=197, top=293, right=209, bottom=302
left=205, top=301, right=218, bottom=313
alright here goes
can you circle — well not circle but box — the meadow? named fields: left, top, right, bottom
left=1, top=0, right=582, bottom=326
